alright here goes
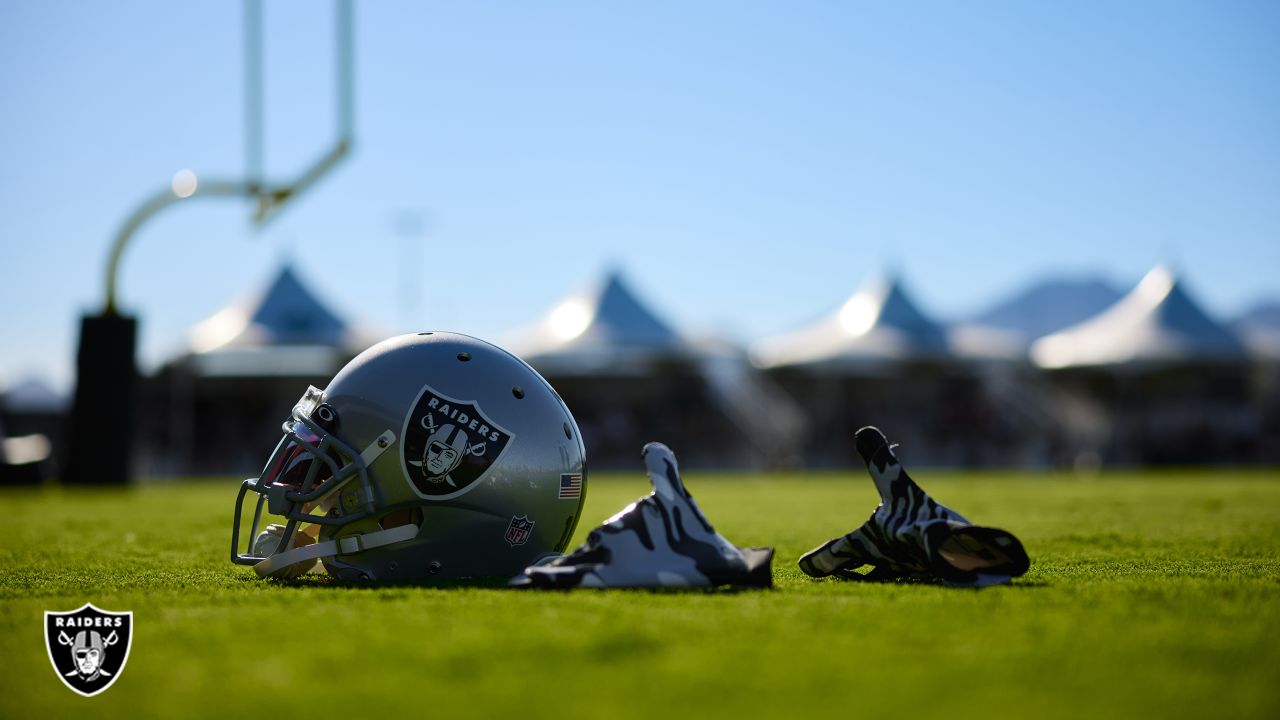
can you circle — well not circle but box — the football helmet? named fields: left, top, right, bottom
left=230, top=332, right=587, bottom=581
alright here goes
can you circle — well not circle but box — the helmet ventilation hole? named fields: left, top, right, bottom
left=512, top=386, right=524, bottom=399
left=417, top=332, right=433, bottom=336
left=563, top=422, right=573, bottom=440
left=457, top=352, right=471, bottom=362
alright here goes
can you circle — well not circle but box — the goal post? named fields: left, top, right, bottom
left=65, top=0, right=356, bottom=485
left=250, top=0, right=355, bottom=225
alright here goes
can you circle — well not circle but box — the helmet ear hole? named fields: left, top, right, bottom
left=314, top=403, right=340, bottom=432
left=379, top=507, right=424, bottom=530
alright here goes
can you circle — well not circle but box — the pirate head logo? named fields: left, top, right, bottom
left=402, top=385, right=515, bottom=499
left=44, top=603, right=133, bottom=697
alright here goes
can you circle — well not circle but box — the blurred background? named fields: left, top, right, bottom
left=1, top=0, right=1277, bottom=482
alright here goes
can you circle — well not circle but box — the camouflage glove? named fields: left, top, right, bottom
left=511, top=442, right=773, bottom=589
left=799, top=426, right=1029, bottom=587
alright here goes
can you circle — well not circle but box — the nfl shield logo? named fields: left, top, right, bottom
left=44, top=603, right=133, bottom=697
left=505, top=515, right=535, bottom=547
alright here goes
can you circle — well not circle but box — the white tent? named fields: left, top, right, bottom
left=750, top=273, right=1058, bottom=466
left=0, top=377, right=67, bottom=414
left=947, top=324, right=1030, bottom=362
left=751, top=274, right=951, bottom=372
left=1239, top=326, right=1280, bottom=361
left=183, top=264, right=376, bottom=377
left=507, top=271, right=693, bottom=376
left=1030, top=266, right=1245, bottom=369
left=1232, top=303, right=1280, bottom=362
left=508, top=270, right=804, bottom=467
left=144, top=264, right=380, bottom=474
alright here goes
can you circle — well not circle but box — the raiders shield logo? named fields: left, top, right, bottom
left=401, top=384, right=515, bottom=499
left=44, top=603, right=133, bottom=697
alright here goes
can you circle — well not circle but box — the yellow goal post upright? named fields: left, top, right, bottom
left=65, top=1, right=355, bottom=485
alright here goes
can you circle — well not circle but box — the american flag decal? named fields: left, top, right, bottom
left=558, top=473, right=582, bottom=499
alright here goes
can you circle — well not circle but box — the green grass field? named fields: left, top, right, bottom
left=2, top=468, right=1279, bottom=719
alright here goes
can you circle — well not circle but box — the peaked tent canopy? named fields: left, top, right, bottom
left=1030, top=265, right=1245, bottom=369
left=1232, top=302, right=1280, bottom=361
left=190, top=264, right=353, bottom=351
left=0, top=377, right=67, bottom=413
left=182, top=264, right=376, bottom=377
left=973, top=277, right=1124, bottom=340
left=507, top=271, right=691, bottom=375
left=506, top=270, right=805, bottom=467
left=751, top=274, right=951, bottom=372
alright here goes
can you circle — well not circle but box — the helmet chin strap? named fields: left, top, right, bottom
left=255, top=428, right=412, bottom=579
left=254, top=522, right=420, bottom=578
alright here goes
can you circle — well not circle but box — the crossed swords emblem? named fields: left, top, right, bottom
left=420, top=413, right=488, bottom=456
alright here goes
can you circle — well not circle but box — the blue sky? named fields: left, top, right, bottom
left=2, top=1, right=1278, bottom=392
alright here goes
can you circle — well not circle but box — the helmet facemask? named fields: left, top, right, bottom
left=231, top=386, right=400, bottom=578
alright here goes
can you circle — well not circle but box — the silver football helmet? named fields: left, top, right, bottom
left=230, top=332, right=587, bottom=581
